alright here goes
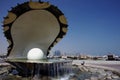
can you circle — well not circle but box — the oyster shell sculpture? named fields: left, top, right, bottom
left=3, top=1, right=68, bottom=59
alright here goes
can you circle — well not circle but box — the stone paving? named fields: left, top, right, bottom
left=78, top=65, right=120, bottom=80
left=72, top=60, right=120, bottom=80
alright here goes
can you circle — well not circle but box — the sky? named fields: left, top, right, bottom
left=0, top=0, right=120, bottom=56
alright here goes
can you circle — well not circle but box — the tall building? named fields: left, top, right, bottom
left=54, top=50, right=61, bottom=56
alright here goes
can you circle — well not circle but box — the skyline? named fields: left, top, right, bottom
left=0, top=0, right=120, bottom=56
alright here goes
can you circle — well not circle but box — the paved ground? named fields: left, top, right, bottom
left=72, top=60, right=120, bottom=74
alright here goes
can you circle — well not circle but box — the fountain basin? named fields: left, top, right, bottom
left=6, top=58, right=72, bottom=64
left=6, top=59, right=73, bottom=78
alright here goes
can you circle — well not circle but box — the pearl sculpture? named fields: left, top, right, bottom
left=27, top=48, right=44, bottom=60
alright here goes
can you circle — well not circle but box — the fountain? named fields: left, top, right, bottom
left=2, top=0, right=73, bottom=79
left=1, top=1, right=120, bottom=80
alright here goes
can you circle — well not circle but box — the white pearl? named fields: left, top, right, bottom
left=27, top=48, right=44, bottom=60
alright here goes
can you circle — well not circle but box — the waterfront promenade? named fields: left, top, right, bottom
left=73, top=60, right=120, bottom=74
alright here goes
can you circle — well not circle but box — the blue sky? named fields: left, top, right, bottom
left=0, top=0, right=120, bottom=56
